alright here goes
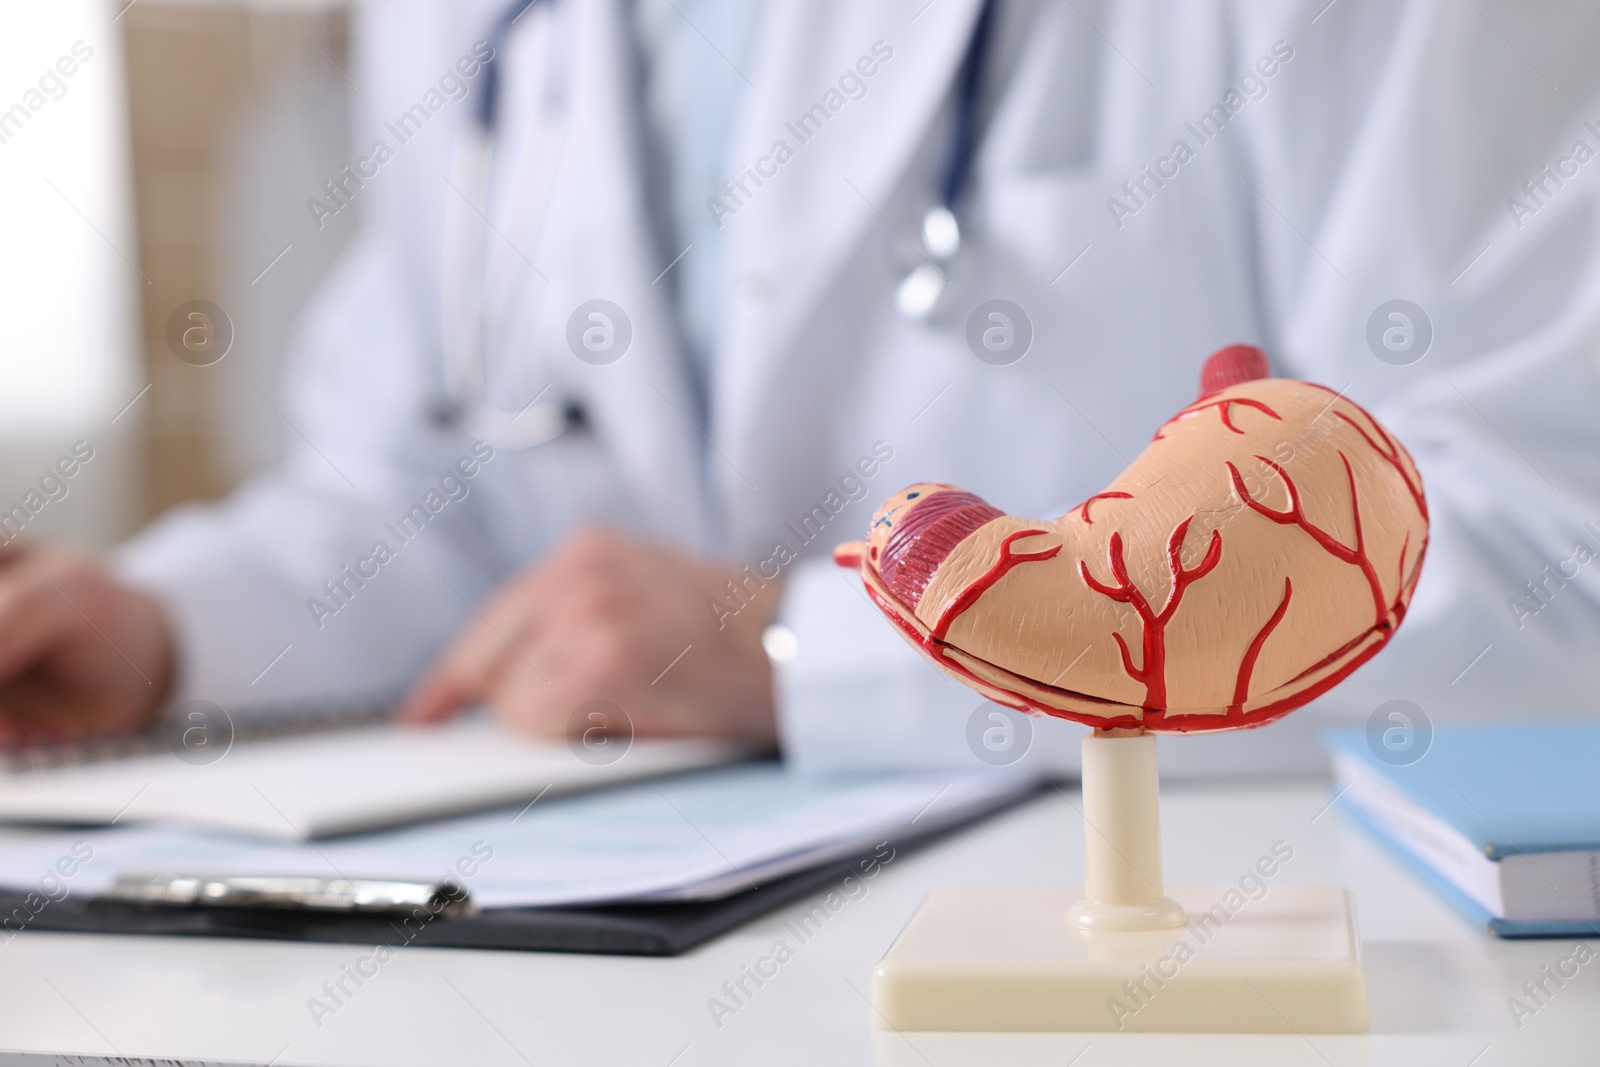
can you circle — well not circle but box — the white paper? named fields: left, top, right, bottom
left=0, top=764, right=1036, bottom=908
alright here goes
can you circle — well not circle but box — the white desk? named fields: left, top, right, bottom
left=0, top=780, right=1593, bottom=1066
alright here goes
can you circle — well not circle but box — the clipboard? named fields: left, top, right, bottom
left=0, top=782, right=1040, bottom=956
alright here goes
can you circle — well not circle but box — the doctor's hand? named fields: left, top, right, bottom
left=0, top=545, right=174, bottom=744
left=398, top=527, right=780, bottom=746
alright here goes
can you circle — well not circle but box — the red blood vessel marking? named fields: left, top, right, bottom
left=1230, top=577, right=1292, bottom=714
left=1332, top=409, right=1429, bottom=521
left=1076, top=491, right=1133, bottom=525
left=1298, top=382, right=1429, bottom=524
left=1396, top=530, right=1411, bottom=595
left=931, top=530, right=1062, bottom=641
left=1154, top=397, right=1281, bottom=440
left=1077, top=517, right=1223, bottom=711
left=1227, top=452, right=1388, bottom=630
left=864, top=577, right=1389, bottom=734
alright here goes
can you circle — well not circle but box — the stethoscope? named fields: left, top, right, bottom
left=439, top=0, right=574, bottom=450
left=441, top=0, right=996, bottom=450
left=894, top=0, right=997, bottom=320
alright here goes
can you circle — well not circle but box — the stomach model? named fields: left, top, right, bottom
left=834, top=345, right=1429, bottom=732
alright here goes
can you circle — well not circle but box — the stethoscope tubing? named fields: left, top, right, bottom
left=446, top=0, right=995, bottom=447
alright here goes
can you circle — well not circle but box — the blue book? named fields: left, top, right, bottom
left=1323, top=723, right=1600, bottom=938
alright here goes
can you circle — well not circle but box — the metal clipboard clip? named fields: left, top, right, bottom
left=98, top=873, right=477, bottom=918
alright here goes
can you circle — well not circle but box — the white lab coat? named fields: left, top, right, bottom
left=119, top=0, right=1600, bottom=776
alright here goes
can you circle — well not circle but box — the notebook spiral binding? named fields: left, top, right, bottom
left=0, top=690, right=404, bottom=774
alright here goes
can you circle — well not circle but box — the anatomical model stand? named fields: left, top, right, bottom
left=835, top=345, right=1428, bottom=1032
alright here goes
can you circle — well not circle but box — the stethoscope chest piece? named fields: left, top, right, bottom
left=894, top=0, right=994, bottom=321
left=895, top=205, right=964, bottom=320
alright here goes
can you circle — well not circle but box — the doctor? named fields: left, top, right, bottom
left=1, top=0, right=1598, bottom=772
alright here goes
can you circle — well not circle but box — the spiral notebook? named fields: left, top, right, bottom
left=0, top=714, right=745, bottom=841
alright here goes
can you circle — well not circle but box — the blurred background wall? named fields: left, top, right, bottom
left=0, top=0, right=359, bottom=550
left=125, top=0, right=357, bottom=525
left=0, top=4, right=143, bottom=551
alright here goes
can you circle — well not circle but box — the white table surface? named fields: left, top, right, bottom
left=0, top=779, right=1593, bottom=1066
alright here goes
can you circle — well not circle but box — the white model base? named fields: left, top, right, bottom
left=871, top=884, right=1368, bottom=1033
